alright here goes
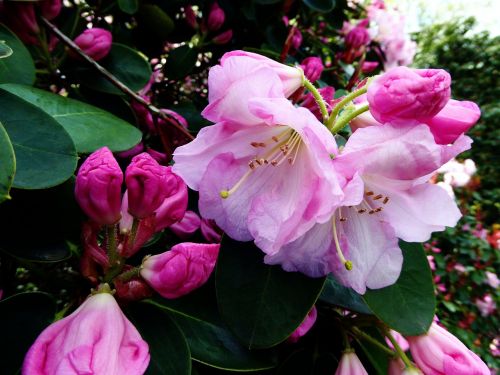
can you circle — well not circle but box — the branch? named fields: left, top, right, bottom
left=40, top=17, right=194, bottom=143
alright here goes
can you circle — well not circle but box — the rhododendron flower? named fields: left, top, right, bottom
left=288, top=306, right=317, bottom=343
left=22, top=291, right=150, bottom=375
left=174, top=98, right=344, bottom=256
left=73, top=28, right=112, bottom=61
left=408, top=322, right=489, bottom=374
left=300, top=56, right=324, bottom=82
left=475, top=294, right=496, bottom=317
left=386, top=330, right=410, bottom=351
left=335, top=351, right=368, bottom=375
left=141, top=243, right=219, bottom=298
left=201, top=51, right=303, bottom=126
left=485, top=271, right=499, bottom=288
left=206, top=1, right=225, bottom=32
left=266, top=123, right=470, bottom=293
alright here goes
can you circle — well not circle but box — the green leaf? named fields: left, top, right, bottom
left=0, top=292, right=56, bottom=374
left=216, top=237, right=326, bottom=349
left=0, top=24, right=35, bottom=85
left=118, top=0, right=139, bottom=14
left=363, top=242, right=436, bottom=336
left=355, top=328, right=390, bottom=375
left=147, top=285, right=277, bottom=371
left=137, top=5, right=174, bottom=41
left=128, top=303, right=191, bottom=375
left=320, top=275, right=372, bottom=314
left=165, top=45, right=198, bottom=80
left=0, top=89, right=77, bottom=189
left=0, top=41, right=13, bottom=58
left=302, top=0, right=336, bottom=12
left=0, top=84, right=141, bottom=153
left=0, top=121, right=15, bottom=203
left=78, top=43, right=151, bottom=95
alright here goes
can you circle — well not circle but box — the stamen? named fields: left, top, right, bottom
left=249, top=161, right=255, bottom=170
left=250, top=142, right=260, bottom=148
left=357, top=209, right=366, bottom=213
left=219, top=169, right=253, bottom=199
left=272, top=136, right=279, bottom=142
left=373, top=194, right=383, bottom=200
left=333, top=213, right=353, bottom=271
left=383, top=197, right=389, bottom=204
left=365, top=191, right=374, bottom=196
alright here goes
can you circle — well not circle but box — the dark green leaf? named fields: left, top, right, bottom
left=0, top=41, right=13, bottom=58
left=363, top=242, right=436, bottom=336
left=1, top=84, right=141, bottom=153
left=147, top=285, right=277, bottom=371
left=320, top=275, right=371, bottom=314
left=165, top=45, right=198, bottom=80
left=128, top=303, right=191, bottom=375
left=302, top=0, right=336, bottom=12
left=0, top=89, right=77, bottom=189
left=355, top=328, right=390, bottom=375
left=118, top=0, right=139, bottom=14
left=137, top=5, right=174, bottom=41
left=0, top=292, right=56, bottom=374
left=216, top=237, right=326, bottom=349
left=79, top=43, right=151, bottom=95
left=0, top=121, right=15, bottom=203
left=0, top=240, right=71, bottom=262
left=0, top=24, right=35, bottom=85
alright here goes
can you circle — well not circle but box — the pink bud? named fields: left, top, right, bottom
left=125, top=154, right=178, bottom=219
left=153, top=173, right=188, bottom=232
left=207, top=2, right=225, bottom=32
left=367, top=67, right=451, bottom=124
left=159, top=109, right=189, bottom=129
left=184, top=5, right=198, bottom=29
left=40, top=0, right=62, bottom=20
left=288, top=306, right=317, bottom=343
left=300, top=56, right=324, bottom=83
left=200, top=219, right=223, bottom=243
left=300, top=86, right=336, bottom=121
left=212, top=29, right=233, bottom=45
left=73, top=28, right=113, bottom=61
left=424, top=99, right=480, bottom=144
left=361, top=61, right=379, bottom=73
left=170, top=211, right=201, bottom=239
left=75, top=147, right=123, bottom=225
left=114, top=274, right=154, bottom=303
left=335, top=351, right=369, bottom=375
left=407, top=322, right=489, bottom=374
left=140, top=242, right=220, bottom=298
left=386, top=330, right=410, bottom=352
left=22, top=292, right=150, bottom=374
left=345, top=24, right=370, bottom=49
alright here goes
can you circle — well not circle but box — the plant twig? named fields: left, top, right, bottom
left=40, top=16, right=194, bottom=143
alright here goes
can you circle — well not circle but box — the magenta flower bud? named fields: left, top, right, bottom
left=40, top=0, right=62, bottom=20
left=367, top=67, right=452, bottom=124
left=184, top=5, right=198, bottom=29
left=74, top=28, right=113, bottom=61
left=300, top=57, right=324, bottom=83
left=335, top=351, right=369, bottom=375
left=75, top=147, right=123, bottom=225
left=407, top=322, right=489, bottom=374
left=345, top=25, right=370, bottom=49
left=200, top=218, right=223, bottom=243
left=291, top=27, right=303, bottom=51
left=114, top=274, right=154, bottom=303
left=288, top=306, right=317, bottom=343
left=170, top=211, right=201, bottom=239
left=361, top=61, right=379, bottom=73
left=425, top=99, right=481, bottom=144
left=207, top=2, right=225, bottom=32
left=212, top=29, right=233, bottom=45
left=22, top=291, right=150, bottom=374
left=125, top=153, right=178, bottom=219
left=141, top=242, right=220, bottom=299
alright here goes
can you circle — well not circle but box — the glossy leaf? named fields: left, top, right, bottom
left=0, top=89, right=77, bottom=189
left=118, top=0, right=139, bottom=14
left=79, top=43, right=151, bottom=95
left=363, top=242, right=436, bottom=336
left=0, top=292, right=56, bottom=374
left=302, top=0, right=336, bottom=12
left=165, top=45, right=198, bottom=80
left=0, top=84, right=142, bottom=153
left=320, top=275, right=372, bottom=314
left=137, top=5, right=174, bottom=41
left=0, top=24, right=35, bottom=85
left=0, top=121, right=15, bottom=203
left=128, top=303, right=191, bottom=375
left=216, top=237, right=326, bottom=349
left=0, top=41, right=13, bottom=58
left=147, top=285, right=277, bottom=372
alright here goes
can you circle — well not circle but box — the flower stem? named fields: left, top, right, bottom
left=117, top=267, right=141, bottom=282
left=303, top=78, right=329, bottom=124
left=107, top=224, right=118, bottom=265
left=351, top=327, right=396, bottom=356
left=330, top=104, right=369, bottom=134
left=386, top=329, right=415, bottom=369
left=327, top=86, right=368, bottom=130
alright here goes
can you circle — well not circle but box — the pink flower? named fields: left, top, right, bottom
left=140, top=243, right=220, bottom=298
left=367, top=67, right=451, bottom=125
left=207, top=2, right=225, bottom=32
left=200, top=219, right=223, bottom=243
left=485, top=271, right=499, bottom=289
left=407, top=322, right=489, bottom=375
left=212, top=29, right=233, bottom=45
left=74, top=28, right=112, bottom=61
left=291, top=27, right=303, bottom=51
left=173, top=98, right=343, bottom=257
left=288, top=306, right=317, bottom=343
left=75, top=147, right=123, bottom=225
left=362, top=61, right=379, bottom=73
left=345, top=24, right=370, bottom=49
left=201, top=51, right=303, bottom=125
left=300, top=57, right=324, bottom=83
left=265, top=123, right=470, bottom=293
left=425, top=100, right=481, bottom=144
left=386, top=330, right=410, bottom=352
left=335, top=351, right=369, bottom=375
left=125, top=153, right=179, bottom=219
left=170, top=210, right=201, bottom=239
left=22, top=291, right=150, bottom=375
left=152, top=173, right=188, bottom=232
left=476, top=294, right=496, bottom=317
